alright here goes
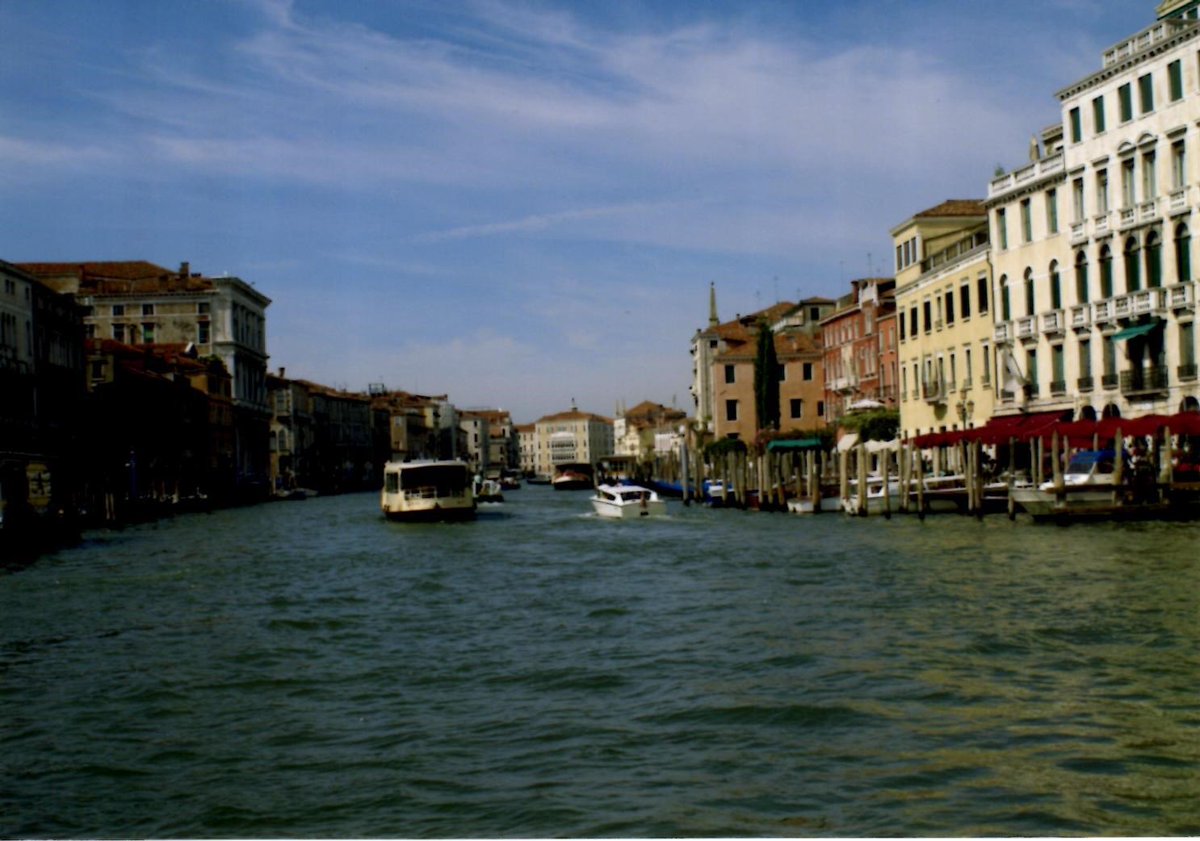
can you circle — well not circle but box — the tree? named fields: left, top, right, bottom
left=753, top=318, right=781, bottom=432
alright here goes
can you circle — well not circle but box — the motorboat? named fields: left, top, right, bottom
left=1009, top=450, right=1162, bottom=520
left=552, top=462, right=595, bottom=491
left=590, top=484, right=667, bottom=518
left=474, top=477, right=504, bottom=504
left=381, top=460, right=475, bottom=522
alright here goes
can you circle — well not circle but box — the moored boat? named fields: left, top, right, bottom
left=590, top=484, right=667, bottom=518
left=381, top=460, right=475, bottom=522
left=1010, top=449, right=1167, bottom=520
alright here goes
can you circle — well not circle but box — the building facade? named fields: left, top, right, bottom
left=990, top=1, right=1200, bottom=423
left=892, top=200, right=996, bottom=439
left=532, top=407, right=613, bottom=477
left=821, top=277, right=896, bottom=427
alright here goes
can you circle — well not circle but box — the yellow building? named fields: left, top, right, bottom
left=892, top=200, right=996, bottom=439
left=532, top=405, right=614, bottom=478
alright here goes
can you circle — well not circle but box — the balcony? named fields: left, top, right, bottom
left=1093, top=299, right=1116, bottom=327
left=1120, top=366, right=1168, bottom=395
left=1077, top=375, right=1095, bottom=392
left=1130, top=288, right=1166, bottom=317
left=1015, top=316, right=1037, bottom=341
left=1093, top=213, right=1110, bottom=236
left=1179, top=363, right=1198, bottom=382
left=1070, top=220, right=1087, bottom=242
left=1138, top=199, right=1159, bottom=224
left=922, top=380, right=946, bottom=404
left=960, top=377, right=972, bottom=391
left=1024, top=383, right=1040, bottom=399
left=1050, top=380, right=1067, bottom=396
left=1069, top=304, right=1092, bottom=331
left=1168, top=281, right=1195, bottom=311
left=1042, top=310, right=1066, bottom=335
left=1170, top=187, right=1190, bottom=215
left=1119, top=207, right=1137, bottom=228
left=1102, top=373, right=1119, bottom=390
left=994, top=322, right=1013, bottom=343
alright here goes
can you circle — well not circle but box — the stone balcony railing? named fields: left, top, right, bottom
left=989, top=150, right=1064, bottom=199
left=1042, top=309, right=1066, bottom=334
left=1015, top=316, right=1037, bottom=340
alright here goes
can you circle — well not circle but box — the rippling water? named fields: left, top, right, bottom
left=2, top=486, right=1199, bottom=837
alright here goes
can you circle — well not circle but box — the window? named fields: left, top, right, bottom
left=899, top=312, right=906, bottom=341
left=1181, top=322, right=1196, bottom=368
left=198, top=302, right=210, bottom=315
left=1143, top=150, right=1157, bottom=199
left=1070, top=106, right=1082, bottom=143
left=1027, top=348, right=1039, bottom=392
left=923, top=300, right=932, bottom=333
left=142, top=303, right=154, bottom=316
left=982, top=344, right=992, bottom=385
left=1075, top=251, right=1089, bottom=304
left=996, top=208, right=1008, bottom=250
left=777, top=365, right=786, bottom=383
left=1103, top=335, right=1117, bottom=377
left=1176, top=223, right=1192, bottom=283
left=978, top=276, right=989, bottom=314
left=1100, top=245, right=1114, bottom=298
left=112, top=323, right=125, bottom=342
left=802, top=362, right=813, bottom=380
left=112, top=304, right=125, bottom=317
left=724, top=364, right=735, bottom=384
left=1021, top=198, right=1033, bottom=243
left=199, top=321, right=210, bottom=344
left=1119, top=83, right=1133, bottom=122
left=790, top=398, right=803, bottom=419
left=1096, top=169, right=1109, bottom=214
left=945, top=290, right=955, bottom=325
left=1052, top=345, right=1065, bottom=393
left=1093, top=95, right=1106, bottom=133
left=965, top=348, right=973, bottom=385
left=1170, top=59, right=1184, bottom=102
left=1080, top=339, right=1092, bottom=379
left=142, top=322, right=155, bottom=343
left=1172, top=139, right=1186, bottom=191
left=1073, top=177, right=1085, bottom=222
left=817, top=400, right=825, bottom=417
left=961, top=282, right=971, bottom=319
left=1147, top=230, right=1163, bottom=288
left=1046, top=188, right=1059, bottom=234
left=1139, top=73, right=1154, bottom=114
left=1050, top=261, right=1062, bottom=310
left=1000, top=275, right=1010, bottom=321
left=909, top=307, right=918, bottom=337
left=1024, top=268, right=1035, bottom=317
left=725, top=400, right=738, bottom=421
left=1121, top=157, right=1136, bottom=207
left=1125, top=237, right=1141, bottom=292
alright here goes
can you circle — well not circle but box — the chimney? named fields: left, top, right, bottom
left=279, top=366, right=286, bottom=378
left=180, top=261, right=190, bottom=278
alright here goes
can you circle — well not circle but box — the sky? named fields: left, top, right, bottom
left=0, top=0, right=1154, bottom=423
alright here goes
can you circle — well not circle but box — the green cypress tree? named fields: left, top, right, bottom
left=753, top=318, right=781, bottom=432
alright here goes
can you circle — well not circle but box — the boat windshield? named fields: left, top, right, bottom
left=1065, top=450, right=1115, bottom=475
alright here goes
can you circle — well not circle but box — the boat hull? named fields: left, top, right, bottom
left=382, top=499, right=476, bottom=522
left=591, top=498, right=667, bottom=518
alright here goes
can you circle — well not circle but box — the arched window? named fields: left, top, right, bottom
left=1124, top=236, right=1141, bottom=292
left=1102, top=403, right=1122, bottom=419
left=1175, top=223, right=1191, bottom=283
left=1075, top=250, right=1089, bottom=304
left=1145, top=230, right=1162, bottom=288
left=1000, top=275, right=1011, bottom=321
left=1024, top=267, right=1035, bottom=317
left=1100, top=245, right=1114, bottom=298
left=1079, top=405, right=1097, bottom=421
left=1049, top=260, right=1062, bottom=310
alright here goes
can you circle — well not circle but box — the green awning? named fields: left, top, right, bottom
left=766, top=438, right=823, bottom=452
left=1111, top=321, right=1160, bottom=342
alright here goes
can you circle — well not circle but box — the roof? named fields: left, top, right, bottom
left=537, top=409, right=612, bottom=424
left=913, top=199, right=986, bottom=219
left=19, top=260, right=217, bottom=296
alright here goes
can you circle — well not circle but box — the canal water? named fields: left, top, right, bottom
left=2, top=486, right=1199, bottom=837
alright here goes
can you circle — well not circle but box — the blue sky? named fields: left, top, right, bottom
left=0, top=0, right=1152, bottom=422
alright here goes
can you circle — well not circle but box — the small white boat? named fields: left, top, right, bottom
left=474, top=478, right=504, bottom=504
left=381, top=460, right=475, bottom=522
left=590, top=484, right=667, bottom=519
